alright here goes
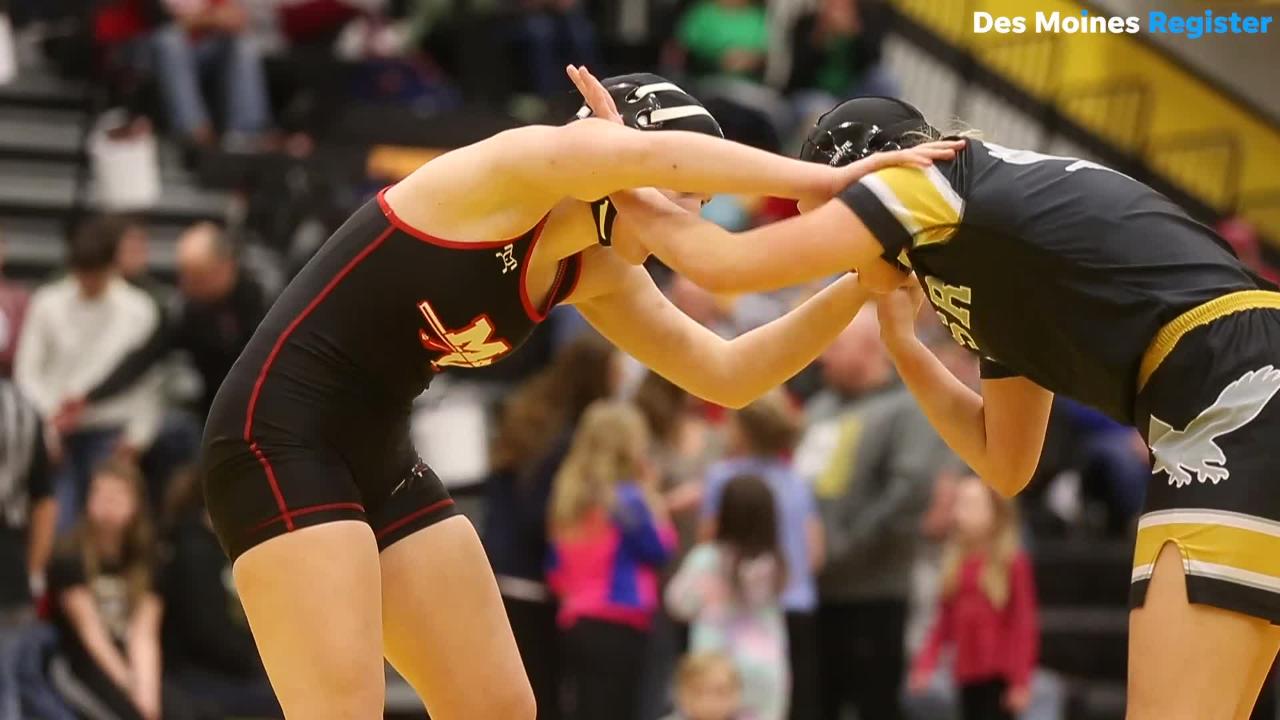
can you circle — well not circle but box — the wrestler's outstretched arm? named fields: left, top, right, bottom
left=874, top=286, right=1054, bottom=497
left=561, top=64, right=960, bottom=295
left=566, top=244, right=870, bottom=410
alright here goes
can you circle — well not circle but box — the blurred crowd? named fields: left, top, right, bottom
left=0, top=200, right=1065, bottom=720
left=0, top=207, right=1142, bottom=720
left=0, top=215, right=274, bottom=720
left=1, top=0, right=1279, bottom=719
left=481, top=297, right=1051, bottom=720
left=5, top=0, right=901, bottom=159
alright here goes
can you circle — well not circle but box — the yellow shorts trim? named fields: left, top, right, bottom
left=1133, top=509, right=1280, bottom=593
left=1138, top=290, right=1280, bottom=392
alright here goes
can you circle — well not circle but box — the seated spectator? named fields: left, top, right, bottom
left=483, top=333, right=618, bottom=720
left=80, top=220, right=209, bottom=510
left=547, top=400, right=676, bottom=720
left=47, top=460, right=191, bottom=720
left=14, top=217, right=163, bottom=531
left=512, top=0, right=600, bottom=97
left=909, top=474, right=1039, bottom=720
left=158, top=468, right=279, bottom=719
left=662, top=652, right=744, bottom=720
left=152, top=0, right=272, bottom=149
left=700, top=391, right=822, bottom=720
left=83, top=222, right=268, bottom=420
left=89, top=0, right=166, bottom=119
left=669, top=474, right=788, bottom=720
left=113, top=217, right=163, bottom=301
left=795, top=308, right=951, bottom=720
left=785, top=0, right=895, bottom=100
left=784, top=0, right=896, bottom=145
left=0, top=380, right=56, bottom=719
left=0, top=235, right=27, bottom=380
left=1056, top=399, right=1148, bottom=534
left=673, top=0, right=768, bottom=82
left=668, top=0, right=790, bottom=149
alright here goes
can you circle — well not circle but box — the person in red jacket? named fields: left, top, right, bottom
left=909, top=473, right=1039, bottom=720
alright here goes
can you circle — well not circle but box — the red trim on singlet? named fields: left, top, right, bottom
left=518, top=216, right=558, bottom=322
left=374, top=498, right=457, bottom=541
left=250, top=502, right=367, bottom=533
left=559, top=254, right=584, bottom=304
left=248, top=442, right=292, bottom=530
left=243, top=225, right=397, bottom=530
left=377, top=187, right=522, bottom=250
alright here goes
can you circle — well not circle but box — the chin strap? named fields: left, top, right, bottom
left=590, top=196, right=619, bottom=247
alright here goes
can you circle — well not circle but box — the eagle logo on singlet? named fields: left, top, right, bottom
left=418, top=300, right=512, bottom=369
left=1148, top=365, right=1280, bottom=487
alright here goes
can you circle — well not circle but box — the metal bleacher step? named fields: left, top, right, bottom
left=0, top=158, right=230, bottom=226
left=0, top=104, right=85, bottom=163
left=0, top=68, right=84, bottom=112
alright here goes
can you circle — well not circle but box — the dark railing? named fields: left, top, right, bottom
left=1077, top=0, right=1280, bottom=129
left=886, top=1, right=1280, bottom=261
left=1057, top=80, right=1150, bottom=153
left=1152, top=130, right=1243, bottom=210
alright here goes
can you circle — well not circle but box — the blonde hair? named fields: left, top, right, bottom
left=899, top=124, right=983, bottom=149
left=939, top=478, right=1021, bottom=609
left=675, top=652, right=741, bottom=692
left=549, top=400, right=651, bottom=530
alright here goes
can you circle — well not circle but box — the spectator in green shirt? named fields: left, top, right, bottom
left=675, top=0, right=769, bottom=82
left=785, top=0, right=898, bottom=146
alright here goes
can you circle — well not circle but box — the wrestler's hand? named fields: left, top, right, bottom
left=800, top=141, right=961, bottom=212
left=858, top=261, right=913, bottom=295
left=609, top=188, right=688, bottom=265
left=830, top=139, right=967, bottom=198
left=567, top=65, right=624, bottom=125
left=876, top=283, right=926, bottom=352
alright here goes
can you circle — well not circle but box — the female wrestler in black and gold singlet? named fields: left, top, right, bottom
left=615, top=93, right=1280, bottom=719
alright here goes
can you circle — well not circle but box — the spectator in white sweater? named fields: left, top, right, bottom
left=14, top=217, right=163, bottom=531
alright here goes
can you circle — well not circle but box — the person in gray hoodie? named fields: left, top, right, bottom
left=794, top=305, right=952, bottom=720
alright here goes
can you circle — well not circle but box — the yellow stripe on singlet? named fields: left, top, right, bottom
left=1138, top=290, right=1280, bottom=392
left=860, top=165, right=964, bottom=248
left=1133, top=510, right=1280, bottom=594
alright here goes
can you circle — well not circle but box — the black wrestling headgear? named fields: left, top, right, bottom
left=577, top=73, right=722, bottom=247
left=799, top=96, right=938, bottom=167
left=575, top=72, right=724, bottom=138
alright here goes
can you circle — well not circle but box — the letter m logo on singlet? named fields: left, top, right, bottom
left=418, top=300, right=512, bottom=369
